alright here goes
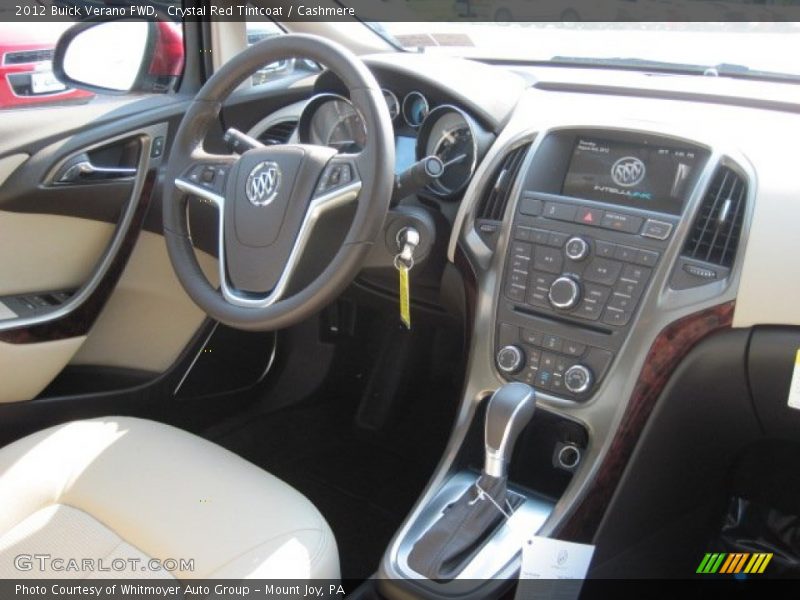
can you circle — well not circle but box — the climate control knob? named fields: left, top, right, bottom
left=548, top=276, right=581, bottom=310
left=496, top=345, right=524, bottom=374
left=564, top=364, right=593, bottom=394
left=565, top=237, right=590, bottom=261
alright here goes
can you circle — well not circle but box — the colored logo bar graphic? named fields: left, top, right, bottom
left=697, top=553, right=773, bottom=574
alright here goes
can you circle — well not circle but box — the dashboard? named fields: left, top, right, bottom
left=235, top=50, right=800, bottom=587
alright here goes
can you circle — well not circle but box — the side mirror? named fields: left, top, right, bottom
left=53, top=19, right=184, bottom=95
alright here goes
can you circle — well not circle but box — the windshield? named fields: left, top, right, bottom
left=369, top=22, right=800, bottom=81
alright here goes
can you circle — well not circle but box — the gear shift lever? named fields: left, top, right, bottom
left=407, top=383, right=535, bottom=580
left=484, top=382, right=536, bottom=478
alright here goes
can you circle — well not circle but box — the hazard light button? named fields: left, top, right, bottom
left=575, top=207, right=604, bottom=227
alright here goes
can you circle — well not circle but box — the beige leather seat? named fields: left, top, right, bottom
left=0, top=417, right=339, bottom=579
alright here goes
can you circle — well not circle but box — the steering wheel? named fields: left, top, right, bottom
left=163, top=34, right=394, bottom=331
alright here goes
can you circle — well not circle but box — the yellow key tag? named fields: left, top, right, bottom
left=399, top=263, right=411, bottom=329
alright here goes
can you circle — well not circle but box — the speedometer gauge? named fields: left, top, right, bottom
left=297, top=94, right=366, bottom=154
left=417, top=106, right=477, bottom=197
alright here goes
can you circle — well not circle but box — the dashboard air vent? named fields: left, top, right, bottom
left=258, top=120, right=297, bottom=145
left=682, top=166, right=747, bottom=268
left=474, top=143, right=531, bottom=249
left=477, top=143, right=531, bottom=221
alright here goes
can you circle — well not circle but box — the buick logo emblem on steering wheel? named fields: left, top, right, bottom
left=246, top=161, right=281, bottom=206
left=611, top=156, right=646, bottom=187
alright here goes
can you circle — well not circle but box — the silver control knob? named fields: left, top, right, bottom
left=565, top=237, right=590, bottom=261
left=548, top=276, right=581, bottom=310
left=496, top=345, right=524, bottom=374
left=564, top=364, right=593, bottom=394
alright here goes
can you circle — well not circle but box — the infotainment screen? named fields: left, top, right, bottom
left=562, top=138, right=702, bottom=215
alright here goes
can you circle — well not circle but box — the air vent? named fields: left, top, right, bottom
left=257, top=120, right=297, bottom=145
left=474, top=143, right=531, bottom=249
left=477, top=143, right=531, bottom=221
left=683, top=166, right=747, bottom=268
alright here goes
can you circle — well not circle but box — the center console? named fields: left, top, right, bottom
left=496, top=131, right=709, bottom=400
left=380, top=121, right=745, bottom=599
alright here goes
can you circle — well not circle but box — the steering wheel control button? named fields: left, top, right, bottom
left=641, top=219, right=674, bottom=240
left=317, top=162, right=354, bottom=194
left=565, top=236, right=590, bottom=261
left=564, top=365, right=593, bottom=394
left=497, top=345, right=524, bottom=374
left=548, top=276, right=581, bottom=310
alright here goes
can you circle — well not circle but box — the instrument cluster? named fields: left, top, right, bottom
left=297, top=89, right=481, bottom=199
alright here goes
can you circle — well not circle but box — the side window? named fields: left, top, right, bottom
left=244, top=20, right=320, bottom=87
left=0, top=18, right=184, bottom=111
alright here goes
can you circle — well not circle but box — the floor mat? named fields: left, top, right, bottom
left=212, top=400, right=435, bottom=580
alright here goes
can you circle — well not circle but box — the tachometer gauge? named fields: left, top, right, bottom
left=298, top=94, right=366, bottom=154
left=382, top=89, right=400, bottom=121
left=417, top=106, right=477, bottom=197
left=402, top=91, right=429, bottom=128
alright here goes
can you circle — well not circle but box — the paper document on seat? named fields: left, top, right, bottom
left=515, top=536, right=594, bottom=600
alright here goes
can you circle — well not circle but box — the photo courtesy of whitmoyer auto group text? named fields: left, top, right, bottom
left=0, top=0, right=799, bottom=599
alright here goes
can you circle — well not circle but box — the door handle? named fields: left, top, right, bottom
left=58, top=160, right=137, bottom=183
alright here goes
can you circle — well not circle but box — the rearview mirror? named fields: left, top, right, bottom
left=53, top=19, right=184, bottom=95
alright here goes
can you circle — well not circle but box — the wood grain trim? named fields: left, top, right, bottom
left=556, top=300, right=736, bottom=543
left=0, top=171, right=156, bottom=344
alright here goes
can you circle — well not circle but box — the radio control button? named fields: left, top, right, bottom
left=641, top=219, right=673, bottom=240
left=514, top=226, right=534, bottom=242
left=565, top=237, right=590, bottom=261
left=509, top=241, right=533, bottom=258
left=614, top=245, right=638, bottom=262
left=621, top=264, right=651, bottom=283
left=635, top=249, right=660, bottom=267
left=614, top=278, right=643, bottom=299
left=575, top=299, right=602, bottom=320
left=583, top=283, right=611, bottom=305
left=531, top=229, right=551, bottom=245
left=534, top=246, right=564, bottom=274
left=548, top=231, right=569, bottom=247
left=594, top=240, right=617, bottom=258
left=603, top=306, right=632, bottom=326
left=608, top=291, right=636, bottom=311
left=549, top=276, right=581, bottom=310
left=584, top=258, right=623, bottom=286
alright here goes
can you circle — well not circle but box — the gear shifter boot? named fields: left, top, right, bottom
left=407, top=474, right=509, bottom=580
